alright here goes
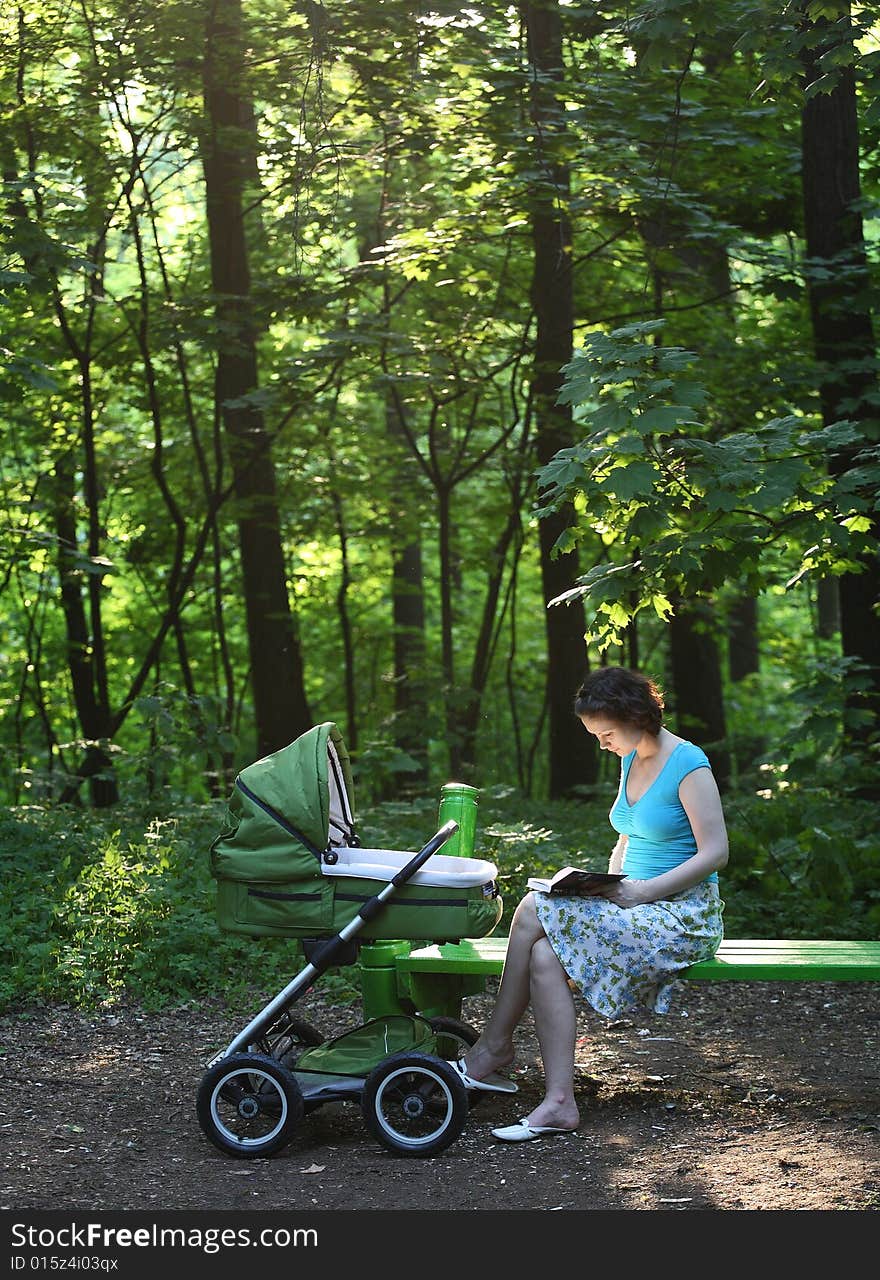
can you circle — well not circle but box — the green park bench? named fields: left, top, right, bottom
left=392, top=935, right=880, bottom=1021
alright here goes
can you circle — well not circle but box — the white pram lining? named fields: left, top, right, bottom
left=326, top=737, right=497, bottom=889
left=321, top=846, right=498, bottom=890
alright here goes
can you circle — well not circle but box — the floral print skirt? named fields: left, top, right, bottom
left=533, top=880, right=724, bottom=1020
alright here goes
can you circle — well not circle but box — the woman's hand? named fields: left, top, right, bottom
left=597, top=878, right=654, bottom=908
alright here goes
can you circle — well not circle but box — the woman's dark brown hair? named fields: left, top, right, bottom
left=573, top=667, right=665, bottom=736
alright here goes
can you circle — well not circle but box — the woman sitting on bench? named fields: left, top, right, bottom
left=455, top=665, right=729, bottom=1142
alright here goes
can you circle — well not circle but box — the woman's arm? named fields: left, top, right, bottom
left=608, top=834, right=627, bottom=874
left=602, top=768, right=729, bottom=907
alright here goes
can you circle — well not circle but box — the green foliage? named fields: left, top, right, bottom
left=721, top=784, right=880, bottom=937
left=536, top=319, right=879, bottom=648
left=348, top=740, right=426, bottom=807
left=3, top=774, right=876, bottom=1014
left=128, top=687, right=239, bottom=800
left=0, top=2, right=877, bottom=843
left=0, top=805, right=358, bottom=1014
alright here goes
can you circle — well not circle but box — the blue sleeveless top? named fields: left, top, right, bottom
left=609, top=740, right=717, bottom=883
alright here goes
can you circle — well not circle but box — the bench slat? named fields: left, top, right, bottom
left=397, top=937, right=880, bottom=982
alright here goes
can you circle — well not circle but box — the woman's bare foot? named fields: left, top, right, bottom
left=461, top=1036, right=515, bottom=1081
left=522, top=1098, right=580, bottom=1132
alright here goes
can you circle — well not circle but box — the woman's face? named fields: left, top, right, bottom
left=579, top=714, right=643, bottom=757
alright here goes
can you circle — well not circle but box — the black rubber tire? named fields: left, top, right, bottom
left=426, top=1016, right=478, bottom=1061
left=248, top=1013, right=326, bottom=1112
left=253, top=1012, right=324, bottom=1068
left=361, top=1052, right=468, bottom=1157
left=197, top=1052, right=304, bottom=1158
left=426, top=1016, right=494, bottom=1107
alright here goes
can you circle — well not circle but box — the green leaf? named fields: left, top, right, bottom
left=599, top=460, right=656, bottom=500
left=651, top=593, right=673, bottom=621
left=636, top=404, right=701, bottom=432
left=591, top=402, right=633, bottom=431
left=600, top=600, right=631, bottom=629
left=552, top=526, right=578, bottom=556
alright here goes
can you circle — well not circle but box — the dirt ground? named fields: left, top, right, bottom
left=2, top=977, right=878, bottom=1215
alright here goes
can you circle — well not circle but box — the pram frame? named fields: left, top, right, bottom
left=198, top=819, right=483, bottom=1158
left=200, top=725, right=505, bottom=1158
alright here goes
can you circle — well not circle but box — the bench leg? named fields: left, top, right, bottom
left=359, top=941, right=414, bottom=1021
left=397, top=970, right=487, bottom=1021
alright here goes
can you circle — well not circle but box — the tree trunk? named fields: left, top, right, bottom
left=330, top=485, right=358, bottom=753
left=727, top=593, right=760, bottom=682
left=668, top=598, right=730, bottom=788
left=816, top=577, right=841, bottom=641
left=523, top=0, right=596, bottom=797
left=386, top=394, right=429, bottom=783
left=202, top=0, right=311, bottom=760
left=726, top=592, right=763, bottom=776
left=436, top=483, right=463, bottom=774
left=391, top=544, right=428, bottom=774
left=460, top=503, right=524, bottom=773
left=58, top=173, right=117, bottom=806
left=54, top=448, right=118, bottom=806
left=800, top=4, right=880, bottom=746
left=356, top=125, right=431, bottom=785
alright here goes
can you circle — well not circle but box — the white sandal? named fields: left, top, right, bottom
left=446, top=1058, right=518, bottom=1093
left=491, top=1117, right=577, bottom=1141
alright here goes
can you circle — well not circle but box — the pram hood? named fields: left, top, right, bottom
left=211, top=722, right=356, bottom=884
left=211, top=722, right=504, bottom=940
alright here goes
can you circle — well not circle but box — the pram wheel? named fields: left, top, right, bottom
left=361, top=1053, right=468, bottom=1157
left=254, top=1012, right=324, bottom=1068
left=426, top=1016, right=478, bottom=1061
left=426, top=1016, right=491, bottom=1108
left=197, top=1052, right=304, bottom=1158
left=253, top=1013, right=325, bottom=1114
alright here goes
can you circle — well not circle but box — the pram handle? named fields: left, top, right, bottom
left=391, top=819, right=459, bottom=887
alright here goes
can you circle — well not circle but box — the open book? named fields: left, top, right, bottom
left=526, top=866, right=627, bottom=895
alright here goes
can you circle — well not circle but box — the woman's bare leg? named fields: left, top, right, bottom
left=463, top=897, right=581, bottom=1129
left=462, top=893, right=545, bottom=1079
left=520, top=937, right=579, bottom=1130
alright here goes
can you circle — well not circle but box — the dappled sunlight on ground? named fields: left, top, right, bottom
left=1, top=980, right=877, bottom=1212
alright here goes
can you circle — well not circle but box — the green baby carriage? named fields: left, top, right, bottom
left=197, top=722, right=504, bottom=1158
